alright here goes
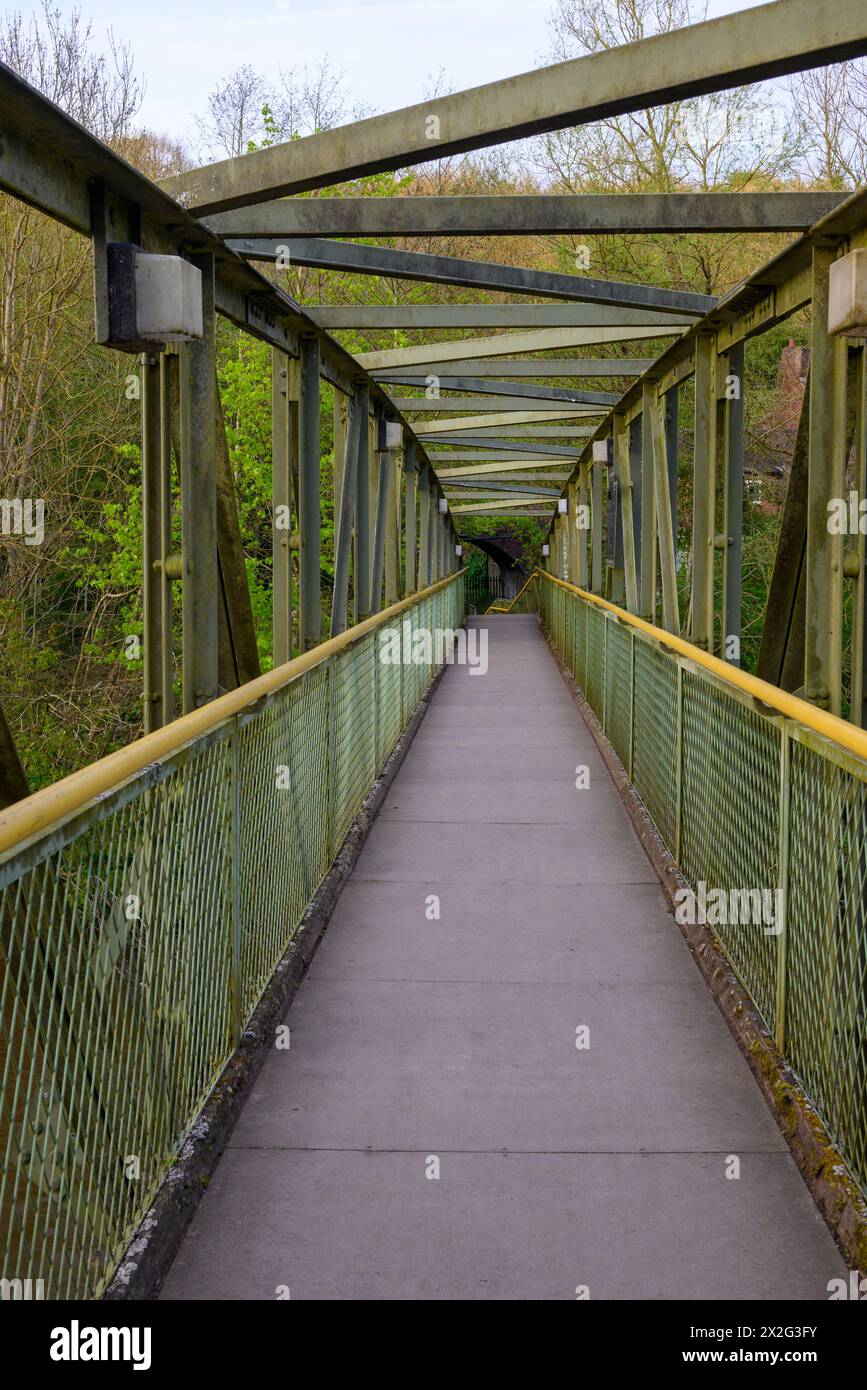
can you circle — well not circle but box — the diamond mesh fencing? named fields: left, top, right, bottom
left=0, top=573, right=464, bottom=1299
left=540, top=572, right=867, bottom=1196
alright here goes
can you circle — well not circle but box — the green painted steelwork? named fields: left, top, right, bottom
left=0, top=574, right=465, bottom=1299
left=539, top=571, right=867, bottom=1199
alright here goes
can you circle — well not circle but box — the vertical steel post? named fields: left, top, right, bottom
left=158, top=353, right=174, bottom=719
left=852, top=349, right=867, bottom=727
left=272, top=347, right=292, bottom=666
left=354, top=383, right=371, bottom=622
left=806, top=244, right=847, bottom=715
left=331, top=389, right=362, bottom=637
left=578, top=461, right=590, bottom=589
left=691, top=334, right=717, bottom=651
left=650, top=393, right=680, bottom=635
left=640, top=384, right=657, bottom=620
left=333, top=389, right=348, bottom=537
left=370, top=428, right=389, bottom=615
left=614, top=413, right=638, bottom=612
left=418, top=462, right=431, bottom=590
left=141, top=352, right=165, bottom=732
left=591, top=446, right=604, bottom=593
left=299, top=335, right=321, bottom=651
left=179, top=252, right=218, bottom=712
left=665, top=385, right=679, bottom=554
left=385, top=436, right=400, bottom=606
left=722, top=341, right=744, bottom=666
left=404, top=439, right=418, bottom=595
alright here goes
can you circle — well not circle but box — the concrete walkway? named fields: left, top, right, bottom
left=162, top=615, right=843, bottom=1300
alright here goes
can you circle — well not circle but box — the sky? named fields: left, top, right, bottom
left=9, top=0, right=770, bottom=149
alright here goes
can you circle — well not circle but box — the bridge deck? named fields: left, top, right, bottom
left=162, top=615, right=842, bottom=1300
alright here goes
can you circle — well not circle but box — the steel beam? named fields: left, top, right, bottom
left=451, top=498, right=555, bottom=513
left=179, top=254, right=219, bottom=712
left=272, top=347, right=292, bottom=665
left=209, top=192, right=847, bottom=237
left=141, top=352, right=168, bottom=732
left=356, top=326, right=681, bottom=371
left=233, top=237, right=715, bottom=314
left=852, top=350, right=867, bottom=728
left=418, top=464, right=432, bottom=591
left=721, top=342, right=745, bottom=665
left=377, top=375, right=620, bottom=405
left=373, top=358, right=655, bottom=379
left=639, top=383, right=657, bottom=621
left=404, top=439, right=418, bottom=595
left=436, top=461, right=571, bottom=477
left=311, top=305, right=695, bottom=330
left=591, top=446, right=604, bottom=594
left=298, top=336, right=322, bottom=651
left=691, top=336, right=717, bottom=651
left=370, top=440, right=389, bottom=615
left=425, top=438, right=583, bottom=455
left=756, top=374, right=811, bottom=691
left=614, top=412, right=638, bottom=613
left=331, top=391, right=363, bottom=637
left=394, top=398, right=606, bottom=415
left=354, top=382, right=371, bottom=621
left=414, top=410, right=600, bottom=435
left=805, top=246, right=847, bottom=715
left=649, top=394, right=680, bottom=634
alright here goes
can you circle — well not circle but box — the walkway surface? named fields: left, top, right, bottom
left=162, top=615, right=843, bottom=1300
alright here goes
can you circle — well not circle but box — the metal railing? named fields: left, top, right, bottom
left=0, top=572, right=465, bottom=1300
left=538, top=570, right=867, bottom=1197
left=485, top=574, right=538, bottom=614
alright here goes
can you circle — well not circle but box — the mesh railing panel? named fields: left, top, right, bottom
left=0, top=574, right=464, bottom=1299
left=680, top=670, right=781, bottom=1025
left=786, top=738, right=867, bottom=1185
left=585, top=604, right=606, bottom=720
left=631, top=638, right=679, bottom=853
left=539, top=573, right=867, bottom=1196
left=604, top=618, right=633, bottom=773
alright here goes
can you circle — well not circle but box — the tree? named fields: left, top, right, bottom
left=536, top=0, right=801, bottom=295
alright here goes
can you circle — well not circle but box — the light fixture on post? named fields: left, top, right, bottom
left=455, top=544, right=462, bottom=557
left=558, top=497, right=568, bottom=513
left=438, top=498, right=448, bottom=514
left=542, top=543, right=550, bottom=557
left=592, top=440, right=609, bottom=464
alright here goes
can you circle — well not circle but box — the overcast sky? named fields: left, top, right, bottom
left=11, top=0, right=769, bottom=148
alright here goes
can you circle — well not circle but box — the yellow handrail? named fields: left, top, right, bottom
left=484, top=572, right=536, bottom=614
left=0, top=571, right=465, bottom=859
left=539, top=570, right=867, bottom=765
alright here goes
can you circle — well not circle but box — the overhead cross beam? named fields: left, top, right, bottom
left=436, top=460, right=573, bottom=477
left=372, top=358, right=655, bottom=378
left=210, top=191, right=847, bottom=238
left=414, top=410, right=601, bottom=434
left=355, top=327, right=680, bottom=371
left=376, top=374, right=619, bottom=404
left=164, top=0, right=867, bottom=212
left=393, top=397, right=608, bottom=414
left=310, top=305, right=696, bottom=330
left=450, top=503, right=552, bottom=519
left=424, top=437, right=586, bottom=454
left=444, top=480, right=561, bottom=496
left=232, top=237, right=715, bottom=315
